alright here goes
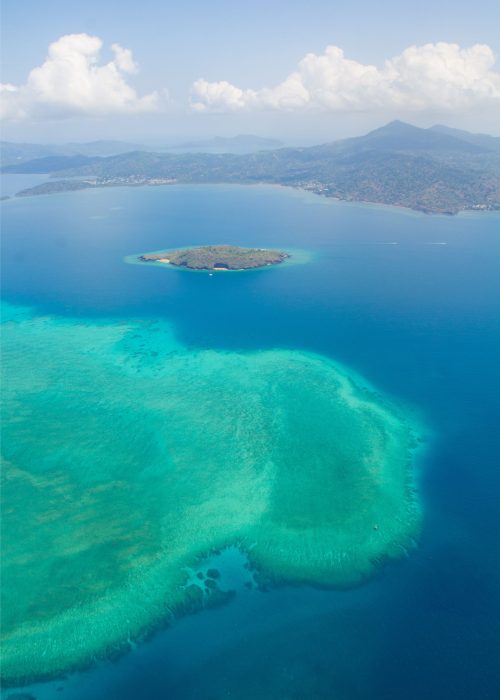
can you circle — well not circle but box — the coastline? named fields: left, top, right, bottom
left=6, top=176, right=499, bottom=216
left=124, top=245, right=312, bottom=273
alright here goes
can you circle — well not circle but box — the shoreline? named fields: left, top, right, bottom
left=130, top=244, right=295, bottom=273
left=6, top=177, right=499, bottom=216
left=124, top=247, right=312, bottom=272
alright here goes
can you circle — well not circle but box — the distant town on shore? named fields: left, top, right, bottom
left=3, top=121, right=500, bottom=215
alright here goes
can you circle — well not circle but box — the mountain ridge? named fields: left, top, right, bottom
left=429, top=124, right=500, bottom=153
left=4, top=122, right=500, bottom=214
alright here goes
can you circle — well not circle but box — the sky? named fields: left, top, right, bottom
left=1, top=0, right=500, bottom=144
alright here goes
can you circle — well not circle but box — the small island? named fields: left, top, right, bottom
left=138, top=245, right=289, bottom=271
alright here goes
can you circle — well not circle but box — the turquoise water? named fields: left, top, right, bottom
left=1, top=184, right=499, bottom=699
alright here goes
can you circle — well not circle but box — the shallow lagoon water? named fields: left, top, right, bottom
left=1, top=305, right=419, bottom=683
left=1, top=184, right=499, bottom=699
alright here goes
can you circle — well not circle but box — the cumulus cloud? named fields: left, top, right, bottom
left=1, top=33, right=159, bottom=121
left=190, top=42, right=500, bottom=113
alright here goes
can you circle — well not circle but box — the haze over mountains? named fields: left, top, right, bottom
left=166, top=135, right=284, bottom=154
left=0, top=135, right=284, bottom=167
left=429, top=125, right=500, bottom=154
left=2, top=121, right=499, bottom=214
left=0, top=140, right=145, bottom=166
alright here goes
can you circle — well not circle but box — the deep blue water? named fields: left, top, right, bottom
left=1, top=184, right=499, bottom=699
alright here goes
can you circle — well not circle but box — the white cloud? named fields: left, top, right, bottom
left=190, top=43, right=500, bottom=113
left=1, top=33, right=159, bottom=121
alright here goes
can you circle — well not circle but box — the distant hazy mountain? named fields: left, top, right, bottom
left=5, top=121, right=500, bottom=214
left=342, top=120, right=489, bottom=153
left=430, top=125, right=500, bottom=153
left=1, top=154, right=99, bottom=173
left=0, top=140, right=143, bottom=167
left=166, top=134, right=284, bottom=154
left=0, top=135, right=283, bottom=166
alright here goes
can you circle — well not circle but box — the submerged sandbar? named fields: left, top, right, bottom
left=1, top=305, right=422, bottom=684
left=138, top=244, right=289, bottom=270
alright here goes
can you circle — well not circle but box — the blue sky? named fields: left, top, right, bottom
left=2, top=0, right=500, bottom=143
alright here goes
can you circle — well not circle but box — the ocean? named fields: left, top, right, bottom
left=1, top=183, right=499, bottom=699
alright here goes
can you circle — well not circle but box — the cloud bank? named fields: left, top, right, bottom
left=1, top=34, right=158, bottom=121
left=191, top=43, right=500, bottom=113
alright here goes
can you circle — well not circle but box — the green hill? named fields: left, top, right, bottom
left=6, top=122, right=500, bottom=214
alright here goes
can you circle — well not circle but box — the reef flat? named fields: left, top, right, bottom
left=138, top=245, right=289, bottom=270
left=0, top=303, right=420, bottom=684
